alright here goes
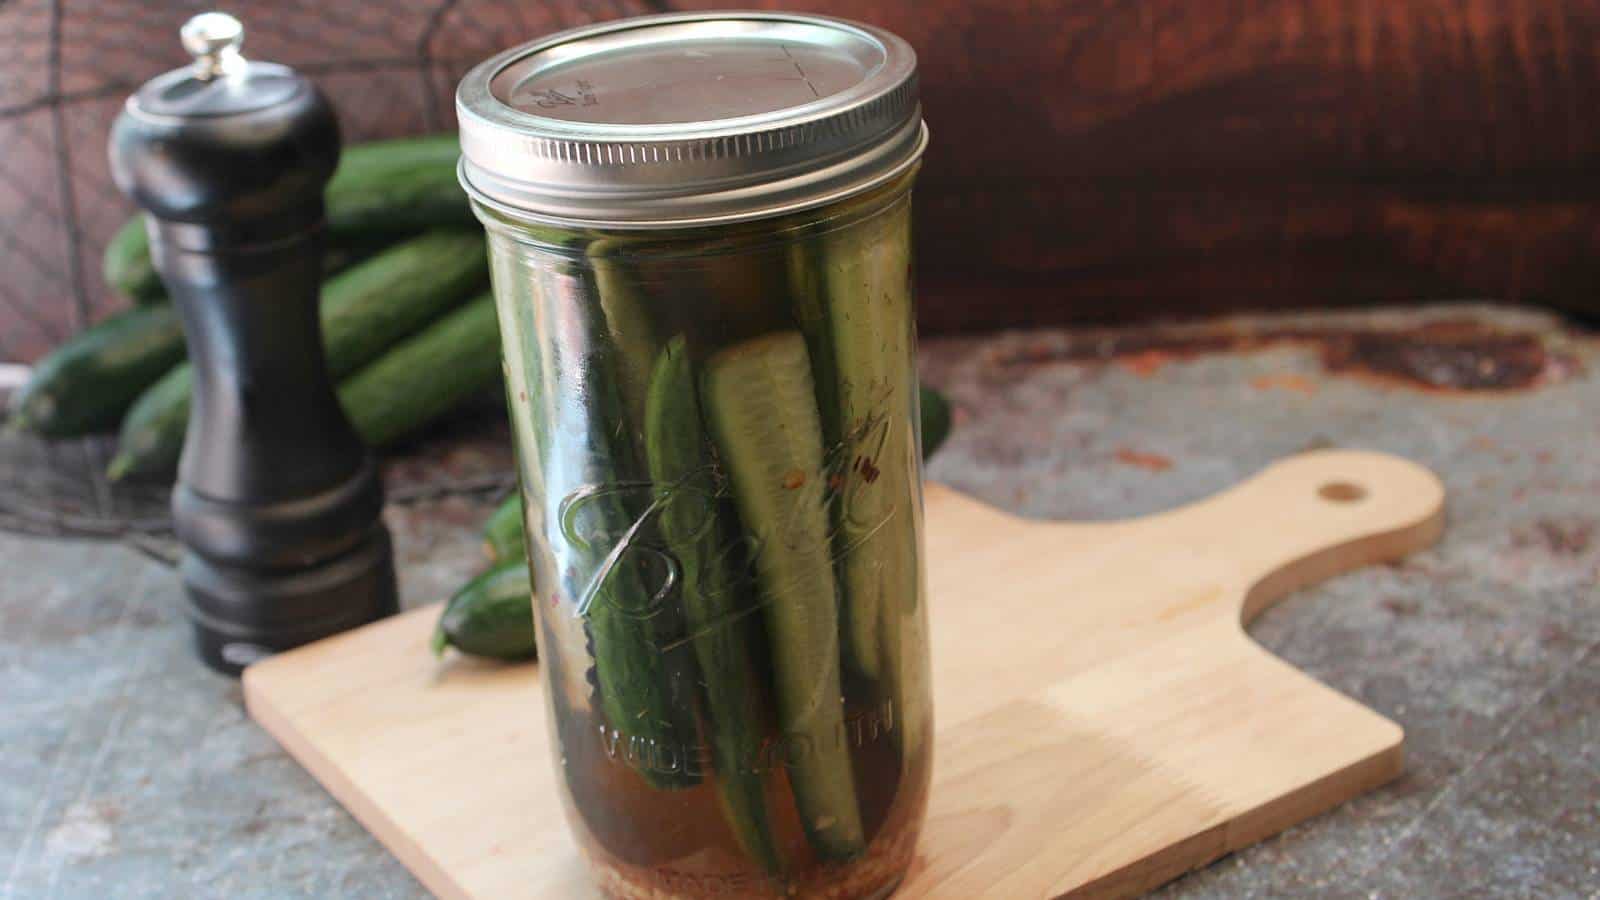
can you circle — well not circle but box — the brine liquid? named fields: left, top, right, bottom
left=545, top=627, right=931, bottom=899
left=486, top=180, right=929, bottom=898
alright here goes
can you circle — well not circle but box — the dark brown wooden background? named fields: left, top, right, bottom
left=3, top=0, right=1598, bottom=361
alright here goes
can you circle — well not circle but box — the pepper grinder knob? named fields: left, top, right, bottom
left=109, top=12, right=398, bottom=675
left=180, top=12, right=245, bottom=79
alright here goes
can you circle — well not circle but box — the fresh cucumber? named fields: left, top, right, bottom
left=108, top=230, right=488, bottom=479
left=482, top=492, right=524, bottom=562
left=319, top=233, right=399, bottom=276
left=316, top=230, right=488, bottom=370
left=101, top=221, right=394, bottom=308
left=646, top=335, right=782, bottom=873
left=106, top=364, right=189, bottom=482
left=9, top=305, right=184, bottom=436
left=100, top=235, right=408, bottom=478
left=101, top=135, right=470, bottom=301
left=702, top=330, right=865, bottom=860
left=114, top=285, right=497, bottom=480
left=102, top=218, right=164, bottom=304
left=324, top=134, right=474, bottom=234
left=341, top=294, right=501, bottom=447
left=432, top=559, right=537, bottom=661
left=920, top=380, right=951, bottom=462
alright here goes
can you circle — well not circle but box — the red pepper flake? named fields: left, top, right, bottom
left=1115, top=448, right=1174, bottom=472
left=782, top=469, right=807, bottom=490
left=852, top=455, right=882, bottom=482
left=859, top=458, right=881, bottom=483
left=828, top=473, right=847, bottom=493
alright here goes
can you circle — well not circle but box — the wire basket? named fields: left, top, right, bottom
left=0, top=393, right=518, bottom=549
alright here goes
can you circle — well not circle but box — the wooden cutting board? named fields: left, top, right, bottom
left=244, top=449, right=1444, bottom=899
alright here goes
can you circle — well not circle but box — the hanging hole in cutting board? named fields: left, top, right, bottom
left=1317, top=480, right=1368, bottom=503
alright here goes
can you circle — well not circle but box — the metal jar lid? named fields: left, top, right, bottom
left=456, top=11, right=926, bottom=229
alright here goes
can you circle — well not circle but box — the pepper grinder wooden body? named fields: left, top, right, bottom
left=108, top=13, right=397, bottom=675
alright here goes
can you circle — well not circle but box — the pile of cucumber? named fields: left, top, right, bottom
left=7, top=135, right=505, bottom=478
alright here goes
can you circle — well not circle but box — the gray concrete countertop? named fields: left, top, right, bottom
left=2, top=304, right=1596, bottom=899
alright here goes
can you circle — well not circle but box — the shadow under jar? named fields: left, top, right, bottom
left=457, top=12, right=932, bottom=900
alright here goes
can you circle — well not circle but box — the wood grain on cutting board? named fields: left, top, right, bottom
left=244, top=449, right=1445, bottom=899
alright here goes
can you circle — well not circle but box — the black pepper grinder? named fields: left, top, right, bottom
left=109, top=12, right=398, bottom=675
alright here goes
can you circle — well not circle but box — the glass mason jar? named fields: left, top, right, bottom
left=458, top=13, right=931, bottom=899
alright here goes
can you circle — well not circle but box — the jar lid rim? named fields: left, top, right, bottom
left=455, top=11, right=924, bottom=227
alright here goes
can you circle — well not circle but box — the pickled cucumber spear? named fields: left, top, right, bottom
left=646, top=336, right=782, bottom=873
left=785, top=238, right=871, bottom=681
left=702, top=331, right=865, bottom=860
left=788, top=200, right=917, bottom=687
left=581, top=245, right=702, bottom=792
left=589, top=237, right=659, bottom=430
left=838, top=201, right=927, bottom=763
left=492, top=232, right=699, bottom=791
left=789, top=198, right=928, bottom=763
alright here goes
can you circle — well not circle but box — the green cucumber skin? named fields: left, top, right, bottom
left=434, top=559, right=537, bottom=661
left=588, top=238, right=659, bottom=432
left=317, top=231, right=488, bottom=373
left=580, top=242, right=704, bottom=793
left=102, top=218, right=164, bottom=304
left=702, top=330, right=865, bottom=861
left=102, top=135, right=470, bottom=301
left=646, top=336, right=783, bottom=874
left=109, top=230, right=488, bottom=478
left=341, top=294, right=502, bottom=447
left=475, top=383, right=949, bottom=569
left=786, top=236, right=879, bottom=681
left=325, top=135, right=474, bottom=234
left=790, top=198, right=920, bottom=688
left=487, top=230, right=700, bottom=792
left=319, top=234, right=397, bottom=276
left=846, top=200, right=929, bottom=765
left=103, top=227, right=396, bottom=309
left=107, top=364, right=190, bottom=481
left=117, top=287, right=499, bottom=480
left=919, top=381, right=951, bottom=461
left=482, top=493, right=525, bottom=563
left=797, top=199, right=928, bottom=769
left=11, top=305, right=184, bottom=437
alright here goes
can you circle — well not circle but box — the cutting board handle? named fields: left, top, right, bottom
left=1142, top=449, right=1446, bottom=626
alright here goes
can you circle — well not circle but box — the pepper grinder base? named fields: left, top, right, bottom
left=183, top=527, right=399, bottom=676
